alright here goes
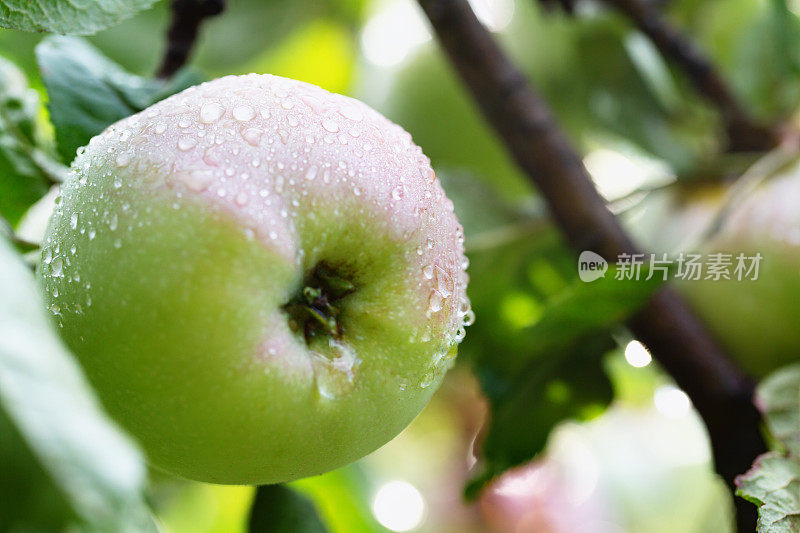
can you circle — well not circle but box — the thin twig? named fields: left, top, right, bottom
left=602, top=0, right=781, bottom=152
left=417, top=1, right=764, bottom=530
left=156, top=0, right=226, bottom=80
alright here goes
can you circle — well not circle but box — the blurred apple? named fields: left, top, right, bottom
left=625, top=161, right=800, bottom=377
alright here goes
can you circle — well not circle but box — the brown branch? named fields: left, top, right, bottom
left=156, top=0, right=225, bottom=80
left=417, top=0, right=764, bottom=530
left=602, top=0, right=780, bottom=152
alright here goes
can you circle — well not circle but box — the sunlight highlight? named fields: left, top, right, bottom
left=372, top=480, right=426, bottom=531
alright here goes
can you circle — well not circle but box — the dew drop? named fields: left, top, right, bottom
left=463, top=309, right=476, bottom=326
left=322, top=119, right=339, bottom=133
left=436, top=266, right=452, bottom=298
left=70, top=213, right=78, bottom=229
left=338, top=105, right=363, bottom=121
left=177, top=137, right=197, bottom=151
left=311, top=340, right=359, bottom=399
left=234, top=191, right=249, bottom=206
left=115, top=152, right=131, bottom=167
left=51, top=257, right=63, bottom=277
left=242, top=128, right=262, bottom=146
left=199, top=102, right=225, bottom=123
left=182, top=170, right=214, bottom=192
left=232, top=105, right=255, bottom=121
left=422, top=264, right=434, bottom=279
left=428, top=290, right=443, bottom=313
left=305, top=165, right=318, bottom=181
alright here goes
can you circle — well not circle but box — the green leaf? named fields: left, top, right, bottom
left=0, top=235, right=156, bottom=531
left=736, top=453, right=800, bottom=532
left=291, top=465, right=383, bottom=532
left=249, top=484, right=328, bottom=533
left=467, top=335, right=615, bottom=498
left=0, top=54, right=62, bottom=226
left=0, top=408, right=77, bottom=530
left=37, top=35, right=204, bottom=163
left=0, top=0, right=157, bottom=35
left=757, top=364, right=800, bottom=457
left=441, top=171, right=663, bottom=495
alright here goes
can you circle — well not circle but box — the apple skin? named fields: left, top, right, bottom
left=627, top=171, right=800, bottom=378
left=38, top=74, right=471, bottom=485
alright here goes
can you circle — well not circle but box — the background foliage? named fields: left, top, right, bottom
left=2, top=0, right=800, bottom=531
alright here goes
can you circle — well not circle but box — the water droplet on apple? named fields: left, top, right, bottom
left=51, top=257, right=63, bottom=277
left=242, top=128, right=262, bottom=146
left=234, top=191, right=249, bottom=206
left=462, top=309, right=476, bottom=327
left=181, top=170, right=214, bottom=192
left=233, top=105, right=255, bottom=121
left=199, top=102, right=225, bottom=123
left=115, top=152, right=131, bottom=167
left=338, top=105, right=363, bottom=121
left=428, top=291, right=443, bottom=313
left=177, top=137, right=197, bottom=151
left=311, top=339, right=359, bottom=399
left=305, top=165, right=318, bottom=181
left=322, top=119, right=339, bottom=133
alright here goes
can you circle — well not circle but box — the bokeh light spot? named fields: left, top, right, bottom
left=372, top=480, right=426, bottom=532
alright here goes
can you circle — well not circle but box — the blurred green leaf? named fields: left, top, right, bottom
left=757, top=364, right=800, bottom=457
left=0, top=0, right=157, bottom=35
left=292, top=465, right=382, bottom=533
left=442, top=172, right=662, bottom=495
left=437, top=170, right=545, bottom=250
left=0, top=235, right=156, bottom=531
left=249, top=484, right=328, bottom=532
left=736, top=364, right=800, bottom=531
left=245, top=18, right=356, bottom=95
left=0, top=408, right=77, bottom=530
left=0, top=54, right=62, bottom=226
left=37, top=35, right=204, bottom=163
left=737, top=453, right=800, bottom=532
left=467, top=334, right=615, bottom=498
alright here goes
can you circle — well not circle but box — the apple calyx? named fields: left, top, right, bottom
left=283, top=263, right=356, bottom=344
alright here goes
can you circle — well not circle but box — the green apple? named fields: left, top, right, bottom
left=626, top=168, right=800, bottom=377
left=38, top=74, right=472, bottom=485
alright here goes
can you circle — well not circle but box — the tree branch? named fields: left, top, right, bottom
left=156, top=0, right=225, bottom=80
left=417, top=0, right=765, bottom=530
left=602, top=0, right=780, bottom=152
